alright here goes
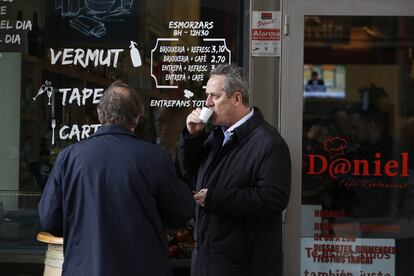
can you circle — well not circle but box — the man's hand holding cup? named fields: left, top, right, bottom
left=186, top=106, right=213, bottom=136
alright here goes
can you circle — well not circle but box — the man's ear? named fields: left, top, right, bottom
left=129, top=116, right=141, bottom=133
left=233, top=92, right=243, bottom=107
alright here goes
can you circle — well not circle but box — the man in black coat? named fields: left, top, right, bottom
left=38, top=81, right=194, bottom=276
left=178, top=64, right=291, bottom=276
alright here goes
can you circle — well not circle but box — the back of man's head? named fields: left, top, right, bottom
left=97, top=81, right=144, bottom=130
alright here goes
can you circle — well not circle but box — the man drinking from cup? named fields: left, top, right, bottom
left=177, top=64, right=291, bottom=276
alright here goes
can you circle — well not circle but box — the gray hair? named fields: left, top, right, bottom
left=97, top=81, right=144, bottom=129
left=210, top=64, right=250, bottom=105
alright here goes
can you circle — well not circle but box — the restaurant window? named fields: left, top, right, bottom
left=301, top=16, right=414, bottom=276
left=0, top=0, right=247, bottom=273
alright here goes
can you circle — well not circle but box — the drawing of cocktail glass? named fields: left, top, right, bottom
left=33, top=81, right=53, bottom=105
left=46, top=87, right=53, bottom=105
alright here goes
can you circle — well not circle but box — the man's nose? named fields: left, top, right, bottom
left=206, top=95, right=214, bottom=107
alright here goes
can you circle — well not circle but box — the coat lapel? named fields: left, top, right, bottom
left=199, top=107, right=264, bottom=189
left=200, top=129, right=224, bottom=188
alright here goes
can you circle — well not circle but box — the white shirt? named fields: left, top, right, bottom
left=221, top=108, right=254, bottom=145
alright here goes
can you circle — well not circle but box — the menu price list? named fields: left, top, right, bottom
left=151, top=38, right=231, bottom=88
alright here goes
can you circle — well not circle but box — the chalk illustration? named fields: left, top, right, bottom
left=47, top=86, right=53, bottom=105
left=122, top=0, right=133, bottom=10
left=65, top=0, right=80, bottom=17
left=129, top=41, right=142, bottom=67
left=85, top=0, right=115, bottom=14
left=56, top=0, right=134, bottom=37
left=33, top=80, right=53, bottom=105
left=184, top=89, right=194, bottom=99
left=51, top=119, right=56, bottom=145
left=70, top=16, right=106, bottom=37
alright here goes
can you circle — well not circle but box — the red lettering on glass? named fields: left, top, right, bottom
left=353, top=160, right=369, bottom=176
left=307, top=154, right=327, bottom=174
left=305, top=137, right=410, bottom=178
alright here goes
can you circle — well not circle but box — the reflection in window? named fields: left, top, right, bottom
left=304, top=64, right=346, bottom=98
left=302, top=16, right=414, bottom=276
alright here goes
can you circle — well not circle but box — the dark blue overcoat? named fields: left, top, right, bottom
left=39, top=125, right=194, bottom=276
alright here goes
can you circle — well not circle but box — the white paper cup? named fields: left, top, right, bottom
left=199, top=107, right=213, bottom=123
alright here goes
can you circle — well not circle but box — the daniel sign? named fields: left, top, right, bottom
left=251, top=11, right=281, bottom=57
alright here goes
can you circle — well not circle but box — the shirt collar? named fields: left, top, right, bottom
left=221, top=107, right=254, bottom=136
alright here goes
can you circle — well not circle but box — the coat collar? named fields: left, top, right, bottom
left=213, top=107, right=263, bottom=143
left=232, top=107, right=263, bottom=141
left=91, top=124, right=138, bottom=139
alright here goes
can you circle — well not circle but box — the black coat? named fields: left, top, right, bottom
left=38, top=125, right=195, bottom=276
left=178, top=108, right=291, bottom=276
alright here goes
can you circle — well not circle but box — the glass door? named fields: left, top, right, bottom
left=281, top=2, right=414, bottom=276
